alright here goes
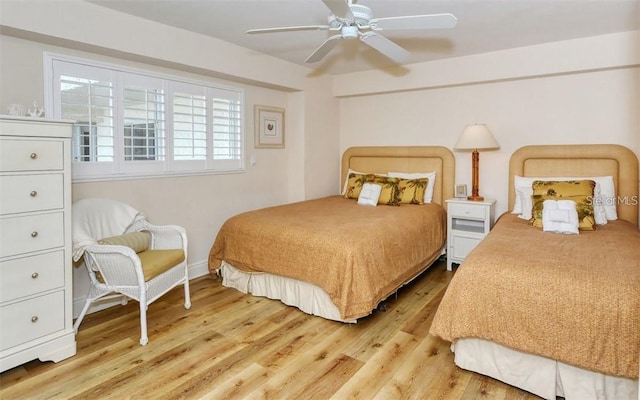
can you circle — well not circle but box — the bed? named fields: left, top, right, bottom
left=430, top=144, right=640, bottom=400
left=208, top=146, right=455, bottom=322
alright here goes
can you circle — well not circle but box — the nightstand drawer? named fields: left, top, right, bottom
left=448, top=202, right=487, bottom=219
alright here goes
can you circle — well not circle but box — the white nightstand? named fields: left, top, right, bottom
left=446, top=198, right=496, bottom=271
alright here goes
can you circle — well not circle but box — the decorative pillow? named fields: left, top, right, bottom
left=388, top=171, right=436, bottom=203
left=368, top=176, right=401, bottom=206
left=343, top=172, right=375, bottom=199
left=530, top=180, right=597, bottom=230
left=342, top=169, right=386, bottom=195
left=357, top=183, right=382, bottom=207
left=97, top=231, right=151, bottom=253
left=397, top=178, right=428, bottom=204
left=512, top=175, right=614, bottom=223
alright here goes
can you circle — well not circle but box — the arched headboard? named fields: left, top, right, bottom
left=508, top=144, right=639, bottom=226
left=341, top=146, right=455, bottom=206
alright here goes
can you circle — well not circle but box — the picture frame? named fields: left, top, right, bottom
left=455, top=184, right=468, bottom=198
left=254, top=105, right=285, bottom=149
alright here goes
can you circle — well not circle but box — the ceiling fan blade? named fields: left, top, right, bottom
left=305, top=34, right=342, bottom=63
left=322, top=0, right=354, bottom=21
left=246, top=25, right=330, bottom=34
left=372, top=13, right=458, bottom=31
left=360, top=32, right=410, bottom=63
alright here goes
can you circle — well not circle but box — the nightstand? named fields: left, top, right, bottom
left=446, top=198, right=496, bottom=271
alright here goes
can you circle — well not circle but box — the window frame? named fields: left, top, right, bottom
left=44, top=52, right=245, bottom=182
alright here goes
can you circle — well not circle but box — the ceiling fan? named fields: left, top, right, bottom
left=246, top=0, right=457, bottom=64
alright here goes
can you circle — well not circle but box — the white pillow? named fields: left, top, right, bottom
left=388, top=171, right=437, bottom=203
left=357, top=183, right=382, bottom=206
left=341, top=169, right=386, bottom=195
left=512, top=175, right=614, bottom=224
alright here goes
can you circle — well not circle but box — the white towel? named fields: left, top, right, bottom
left=542, top=199, right=579, bottom=235
left=72, top=198, right=145, bottom=261
left=357, top=183, right=382, bottom=207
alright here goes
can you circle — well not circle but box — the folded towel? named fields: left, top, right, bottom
left=357, top=183, right=382, bottom=207
left=542, top=199, right=579, bottom=235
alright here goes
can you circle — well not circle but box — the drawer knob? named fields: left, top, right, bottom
left=31, top=316, right=39, bottom=323
left=31, top=231, right=39, bottom=238
left=30, top=190, right=38, bottom=197
left=31, top=272, right=39, bottom=279
left=30, top=153, right=38, bottom=159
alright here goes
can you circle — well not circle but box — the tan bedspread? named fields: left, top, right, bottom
left=209, top=195, right=446, bottom=320
left=430, top=213, right=640, bottom=378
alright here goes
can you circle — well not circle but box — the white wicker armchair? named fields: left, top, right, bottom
left=72, top=198, right=191, bottom=345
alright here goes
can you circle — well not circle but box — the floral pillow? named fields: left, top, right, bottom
left=343, top=173, right=400, bottom=206
left=530, top=180, right=597, bottom=230
left=397, top=178, right=428, bottom=205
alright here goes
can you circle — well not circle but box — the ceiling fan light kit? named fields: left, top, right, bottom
left=246, top=0, right=457, bottom=64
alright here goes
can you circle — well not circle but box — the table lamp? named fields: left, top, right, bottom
left=454, top=124, right=500, bottom=201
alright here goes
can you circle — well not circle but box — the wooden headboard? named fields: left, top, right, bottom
left=341, top=146, right=455, bottom=207
left=509, top=144, right=639, bottom=226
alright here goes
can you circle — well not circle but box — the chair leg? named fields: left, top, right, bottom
left=73, top=299, right=93, bottom=334
left=139, top=293, right=148, bottom=346
left=183, top=279, right=191, bottom=309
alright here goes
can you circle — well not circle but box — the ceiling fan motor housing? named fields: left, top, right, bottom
left=328, top=4, right=373, bottom=29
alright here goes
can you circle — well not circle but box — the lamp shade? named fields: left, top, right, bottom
left=454, top=124, right=500, bottom=151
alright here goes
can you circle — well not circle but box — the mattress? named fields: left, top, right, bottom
left=430, top=213, right=640, bottom=379
left=209, top=195, right=447, bottom=320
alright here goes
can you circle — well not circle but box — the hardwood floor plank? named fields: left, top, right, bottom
left=0, top=261, right=543, bottom=400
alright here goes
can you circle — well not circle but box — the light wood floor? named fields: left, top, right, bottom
left=1, top=261, right=541, bottom=399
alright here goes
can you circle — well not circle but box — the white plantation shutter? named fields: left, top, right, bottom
left=47, top=54, right=245, bottom=180
left=53, top=61, right=116, bottom=177
left=211, top=88, right=242, bottom=170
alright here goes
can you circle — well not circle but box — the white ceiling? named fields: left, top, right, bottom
left=85, top=0, right=640, bottom=75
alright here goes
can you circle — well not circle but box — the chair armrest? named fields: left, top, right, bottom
left=84, top=244, right=146, bottom=287
left=127, top=219, right=187, bottom=253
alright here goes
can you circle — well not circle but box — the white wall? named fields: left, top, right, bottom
left=0, top=0, right=339, bottom=314
left=338, top=32, right=640, bottom=217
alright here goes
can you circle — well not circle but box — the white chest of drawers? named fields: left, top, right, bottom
left=0, top=116, right=76, bottom=372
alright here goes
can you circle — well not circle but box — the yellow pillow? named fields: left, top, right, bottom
left=98, top=231, right=151, bottom=253
left=397, top=178, right=428, bottom=204
left=530, top=180, right=597, bottom=230
left=344, top=173, right=400, bottom=206
left=368, top=175, right=401, bottom=206
left=344, top=173, right=377, bottom=199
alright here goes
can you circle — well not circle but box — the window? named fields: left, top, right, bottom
left=46, top=54, right=244, bottom=180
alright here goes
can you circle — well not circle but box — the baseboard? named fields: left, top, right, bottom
left=72, top=259, right=210, bottom=319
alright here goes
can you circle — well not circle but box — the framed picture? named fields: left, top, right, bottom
left=254, top=105, right=285, bottom=149
left=455, top=184, right=467, bottom=198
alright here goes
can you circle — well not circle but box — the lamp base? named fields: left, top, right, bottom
left=467, top=195, right=484, bottom=201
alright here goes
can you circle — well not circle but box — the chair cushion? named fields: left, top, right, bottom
left=138, top=249, right=186, bottom=281
left=98, top=232, right=151, bottom=253
left=94, top=249, right=185, bottom=283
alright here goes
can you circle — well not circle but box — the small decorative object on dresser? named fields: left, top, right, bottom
left=454, top=184, right=467, bottom=198
left=446, top=197, right=495, bottom=271
left=0, top=115, right=77, bottom=372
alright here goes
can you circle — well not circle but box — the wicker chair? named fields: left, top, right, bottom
left=72, top=198, right=191, bottom=345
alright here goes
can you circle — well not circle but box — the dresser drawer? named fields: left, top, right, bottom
left=0, top=291, right=65, bottom=350
left=0, top=251, right=65, bottom=303
left=0, top=174, right=64, bottom=215
left=448, top=202, right=487, bottom=220
left=0, top=212, right=64, bottom=258
left=0, top=139, right=64, bottom=172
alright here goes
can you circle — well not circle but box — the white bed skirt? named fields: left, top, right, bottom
left=217, top=261, right=356, bottom=323
left=453, top=338, right=638, bottom=400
